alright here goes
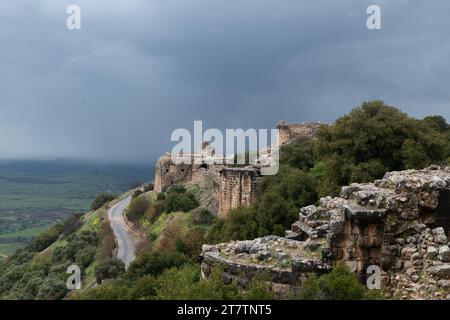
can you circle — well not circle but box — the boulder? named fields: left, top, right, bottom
left=428, top=264, right=450, bottom=279
left=427, top=246, right=438, bottom=260
left=438, top=246, right=450, bottom=262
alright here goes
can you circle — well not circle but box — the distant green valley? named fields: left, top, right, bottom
left=0, top=160, right=152, bottom=260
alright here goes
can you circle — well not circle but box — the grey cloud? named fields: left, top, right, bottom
left=0, top=0, right=449, bottom=163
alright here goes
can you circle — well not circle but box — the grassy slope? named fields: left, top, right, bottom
left=0, top=160, right=151, bottom=258
left=137, top=181, right=216, bottom=253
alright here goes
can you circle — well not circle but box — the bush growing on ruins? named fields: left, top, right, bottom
left=242, top=273, right=277, bottom=300
left=298, top=264, right=381, bottom=300
left=208, top=207, right=259, bottom=242
left=91, top=192, right=116, bottom=211
left=167, top=185, right=187, bottom=194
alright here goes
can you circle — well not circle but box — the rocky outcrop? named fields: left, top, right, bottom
left=201, top=166, right=450, bottom=299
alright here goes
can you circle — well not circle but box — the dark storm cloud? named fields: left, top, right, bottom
left=0, top=0, right=449, bottom=163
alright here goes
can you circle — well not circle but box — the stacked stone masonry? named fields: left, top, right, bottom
left=218, top=167, right=261, bottom=219
left=201, top=166, right=450, bottom=299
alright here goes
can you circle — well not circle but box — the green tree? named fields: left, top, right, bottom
left=314, top=101, right=447, bottom=193
left=422, top=115, right=448, bottom=133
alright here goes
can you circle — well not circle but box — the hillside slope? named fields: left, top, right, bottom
left=1, top=101, right=449, bottom=300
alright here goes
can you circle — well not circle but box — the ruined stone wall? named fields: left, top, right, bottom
left=218, top=167, right=261, bottom=219
left=202, top=166, right=450, bottom=299
left=154, top=121, right=322, bottom=216
left=154, top=156, right=263, bottom=217
left=276, top=121, right=324, bottom=145
left=154, top=154, right=195, bottom=192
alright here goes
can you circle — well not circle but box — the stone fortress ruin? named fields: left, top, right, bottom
left=201, top=166, right=450, bottom=299
left=154, top=122, right=324, bottom=218
left=153, top=120, right=450, bottom=299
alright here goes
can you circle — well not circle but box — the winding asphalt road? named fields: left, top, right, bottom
left=108, top=195, right=136, bottom=268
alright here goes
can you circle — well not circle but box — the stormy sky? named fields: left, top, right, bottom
left=1, top=0, right=449, bottom=165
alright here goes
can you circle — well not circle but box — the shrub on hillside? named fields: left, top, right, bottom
left=52, top=231, right=99, bottom=265
left=91, top=193, right=116, bottom=211
left=143, top=183, right=154, bottom=192
left=60, top=213, right=83, bottom=239
left=95, top=258, right=126, bottom=284
left=36, top=276, right=68, bottom=300
left=164, top=191, right=199, bottom=213
left=125, top=251, right=188, bottom=280
left=132, top=190, right=143, bottom=199
left=25, top=224, right=64, bottom=253
left=154, top=265, right=241, bottom=300
left=176, top=227, right=207, bottom=260
left=154, top=219, right=185, bottom=253
left=69, top=281, right=131, bottom=300
left=145, top=200, right=165, bottom=223
left=191, top=209, right=215, bottom=225
left=126, top=196, right=150, bottom=224
left=98, top=221, right=117, bottom=261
